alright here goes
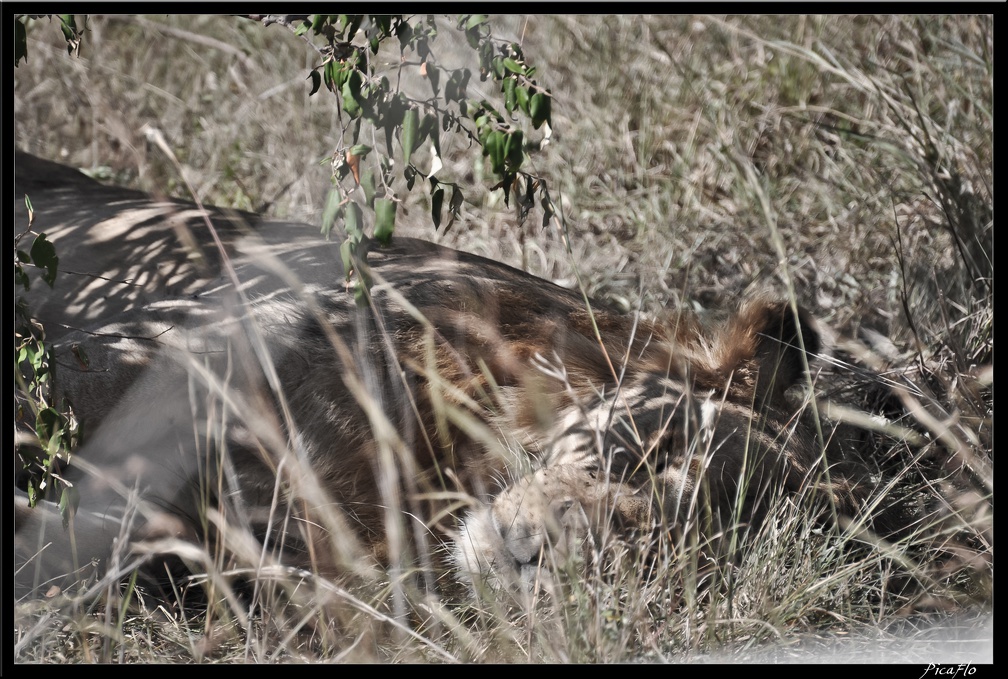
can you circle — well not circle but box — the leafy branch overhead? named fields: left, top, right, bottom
left=15, top=17, right=84, bottom=520
left=244, top=14, right=557, bottom=294
left=14, top=197, right=80, bottom=519
left=14, top=14, right=83, bottom=65
left=14, top=14, right=558, bottom=298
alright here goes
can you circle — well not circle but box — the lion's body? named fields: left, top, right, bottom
left=14, top=152, right=874, bottom=596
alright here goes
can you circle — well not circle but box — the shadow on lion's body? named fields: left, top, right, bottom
left=14, top=151, right=886, bottom=599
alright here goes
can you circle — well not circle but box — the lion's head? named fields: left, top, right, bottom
left=449, top=297, right=863, bottom=594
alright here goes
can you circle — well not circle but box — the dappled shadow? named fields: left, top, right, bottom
left=15, top=150, right=336, bottom=341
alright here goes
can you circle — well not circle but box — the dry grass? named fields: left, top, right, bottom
left=13, top=14, right=992, bottom=663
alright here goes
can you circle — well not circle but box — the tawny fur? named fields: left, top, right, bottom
left=13, top=151, right=870, bottom=596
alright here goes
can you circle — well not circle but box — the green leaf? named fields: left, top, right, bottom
left=344, top=201, right=364, bottom=240
left=342, top=88, right=361, bottom=117
left=361, top=169, right=376, bottom=208
left=503, top=77, right=517, bottom=112
left=373, top=14, right=392, bottom=37
left=520, top=175, right=536, bottom=221
left=465, top=15, right=488, bottom=30
left=541, top=192, right=555, bottom=227
left=36, top=408, right=61, bottom=447
left=501, top=173, right=514, bottom=207
left=445, top=68, right=471, bottom=104
left=505, top=130, right=524, bottom=171
left=445, top=70, right=460, bottom=103
left=59, top=487, right=80, bottom=530
left=427, top=63, right=440, bottom=97
left=15, top=264, right=30, bottom=291
left=516, top=86, right=530, bottom=115
left=348, top=144, right=372, bottom=159
left=530, top=91, right=552, bottom=130
left=324, top=60, right=346, bottom=93
left=340, top=239, right=355, bottom=281
left=446, top=186, right=464, bottom=231
left=485, top=131, right=507, bottom=175
left=395, top=20, right=413, bottom=50
left=29, top=233, right=58, bottom=288
left=431, top=187, right=445, bottom=228
left=475, top=115, right=491, bottom=145
left=321, top=188, right=343, bottom=239
left=58, top=15, right=76, bottom=41
left=359, top=82, right=378, bottom=122
left=47, top=425, right=64, bottom=457
left=502, top=58, right=524, bottom=75
left=477, top=41, right=494, bottom=77
left=15, top=18, right=27, bottom=67
left=381, top=95, right=407, bottom=156
left=342, top=70, right=363, bottom=118
left=353, top=278, right=370, bottom=306
left=402, top=107, right=419, bottom=166
left=344, top=15, right=363, bottom=41
left=419, top=114, right=440, bottom=156
left=416, top=34, right=431, bottom=60
left=374, top=199, right=396, bottom=245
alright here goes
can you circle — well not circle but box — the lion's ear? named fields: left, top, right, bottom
left=720, top=299, right=820, bottom=407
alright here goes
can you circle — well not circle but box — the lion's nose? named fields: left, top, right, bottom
left=452, top=493, right=593, bottom=595
left=501, top=497, right=588, bottom=566
left=500, top=520, right=545, bottom=566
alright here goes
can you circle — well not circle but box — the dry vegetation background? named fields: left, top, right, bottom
left=13, top=14, right=992, bottom=663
